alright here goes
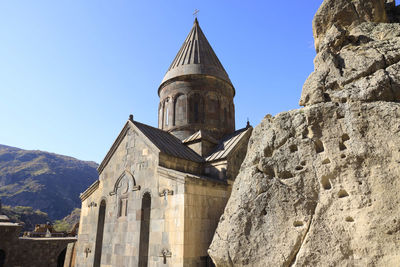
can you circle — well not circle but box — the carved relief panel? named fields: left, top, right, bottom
left=109, top=171, right=140, bottom=218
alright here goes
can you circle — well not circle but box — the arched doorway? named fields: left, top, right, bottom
left=57, top=248, right=66, bottom=267
left=94, top=200, right=106, bottom=267
left=0, top=250, right=5, bottom=267
left=138, top=192, right=151, bottom=267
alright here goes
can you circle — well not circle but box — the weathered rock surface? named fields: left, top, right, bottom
left=209, top=101, right=400, bottom=266
left=301, top=22, right=400, bottom=107
left=209, top=0, right=400, bottom=266
left=301, top=0, right=400, bottom=107
left=313, top=0, right=388, bottom=52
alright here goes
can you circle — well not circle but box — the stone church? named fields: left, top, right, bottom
left=74, top=18, right=252, bottom=267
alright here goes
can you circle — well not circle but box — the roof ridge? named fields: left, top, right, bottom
left=206, top=127, right=253, bottom=162
left=159, top=19, right=233, bottom=90
left=131, top=120, right=204, bottom=163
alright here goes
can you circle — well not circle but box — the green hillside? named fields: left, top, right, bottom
left=53, top=208, right=81, bottom=232
left=0, top=144, right=98, bottom=220
left=1, top=205, right=50, bottom=231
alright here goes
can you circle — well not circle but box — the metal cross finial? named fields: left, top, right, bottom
left=193, top=9, right=199, bottom=18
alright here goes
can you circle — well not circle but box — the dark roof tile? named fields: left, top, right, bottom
left=132, top=120, right=204, bottom=163
left=206, top=127, right=252, bottom=162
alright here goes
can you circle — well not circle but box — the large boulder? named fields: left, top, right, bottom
left=300, top=22, right=400, bottom=106
left=209, top=0, right=400, bottom=266
left=299, top=0, right=400, bottom=107
left=313, top=0, right=387, bottom=52
left=209, top=101, right=400, bottom=266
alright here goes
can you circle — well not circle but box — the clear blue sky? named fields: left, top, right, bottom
left=0, top=1, right=323, bottom=163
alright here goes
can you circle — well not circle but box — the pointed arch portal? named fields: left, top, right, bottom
left=57, top=248, right=66, bottom=267
left=138, top=192, right=151, bottom=267
left=94, top=200, right=106, bottom=267
left=0, top=250, right=5, bottom=267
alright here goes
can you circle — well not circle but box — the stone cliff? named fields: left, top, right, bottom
left=209, top=0, right=400, bottom=266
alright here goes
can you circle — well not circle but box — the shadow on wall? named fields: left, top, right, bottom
left=57, top=248, right=66, bottom=267
left=138, top=192, right=151, bottom=266
left=0, top=249, right=5, bottom=267
left=94, top=200, right=106, bottom=267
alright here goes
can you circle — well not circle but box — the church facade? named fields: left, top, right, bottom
left=74, top=18, right=252, bottom=267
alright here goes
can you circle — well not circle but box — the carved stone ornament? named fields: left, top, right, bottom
left=159, top=248, right=172, bottom=263
left=158, top=189, right=174, bottom=199
left=84, top=247, right=91, bottom=258
left=87, top=201, right=97, bottom=208
left=109, top=170, right=140, bottom=196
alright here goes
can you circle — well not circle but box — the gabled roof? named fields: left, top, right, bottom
left=97, top=119, right=204, bottom=175
left=131, top=120, right=204, bottom=163
left=98, top=121, right=131, bottom=174
left=206, top=127, right=252, bottom=162
left=159, top=18, right=233, bottom=91
left=182, top=129, right=219, bottom=144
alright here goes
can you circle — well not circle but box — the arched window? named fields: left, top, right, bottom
left=189, top=94, right=204, bottom=123
left=223, top=108, right=227, bottom=123
left=158, top=103, right=163, bottom=129
left=207, top=94, right=218, bottom=114
left=94, top=200, right=106, bottom=267
left=118, top=197, right=128, bottom=217
left=165, top=106, right=169, bottom=126
left=116, top=174, right=130, bottom=218
left=164, top=98, right=170, bottom=127
left=0, top=250, right=6, bottom=267
left=174, top=94, right=186, bottom=126
left=194, top=102, right=199, bottom=122
left=138, top=192, right=151, bottom=266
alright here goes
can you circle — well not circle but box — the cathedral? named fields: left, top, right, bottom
left=74, top=18, right=252, bottom=267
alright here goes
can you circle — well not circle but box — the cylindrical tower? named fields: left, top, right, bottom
left=158, top=18, right=235, bottom=141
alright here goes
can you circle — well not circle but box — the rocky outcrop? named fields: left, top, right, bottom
left=209, top=0, right=400, bottom=266
left=209, top=102, right=400, bottom=266
left=301, top=22, right=400, bottom=107
left=301, top=0, right=400, bottom=107
left=313, top=0, right=388, bottom=52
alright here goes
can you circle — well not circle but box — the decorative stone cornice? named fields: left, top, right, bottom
left=157, top=165, right=228, bottom=185
left=80, top=180, right=100, bottom=202
left=109, top=170, right=141, bottom=196
left=97, top=122, right=130, bottom=175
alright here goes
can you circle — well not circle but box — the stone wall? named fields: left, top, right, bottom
left=0, top=222, right=75, bottom=267
left=75, top=126, right=161, bottom=266
left=76, top=125, right=205, bottom=266
left=159, top=75, right=235, bottom=141
left=75, top=116, right=243, bottom=266
left=159, top=153, right=203, bottom=175
left=183, top=178, right=230, bottom=266
left=63, top=242, right=76, bottom=267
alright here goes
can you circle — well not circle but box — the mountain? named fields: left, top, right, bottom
left=53, top=208, right=81, bottom=232
left=1, top=205, right=50, bottom=231
left=0, top=144, right=98, bottom=220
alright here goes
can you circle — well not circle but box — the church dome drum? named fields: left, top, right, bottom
left=158, top=18, right=235, bottom=141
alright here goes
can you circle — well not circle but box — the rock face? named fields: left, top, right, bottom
left=313, top=0, right=388, bottom=52
left=209, top=102, right=400, bottom=266
left=301, top=22, right=400, bottom=107
left=209, top=0, right=400, bottom=266
left=301, top=0, right=400, bottom=107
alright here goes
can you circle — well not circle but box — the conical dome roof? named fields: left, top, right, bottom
left=159, top=18, right=233, bottom=91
